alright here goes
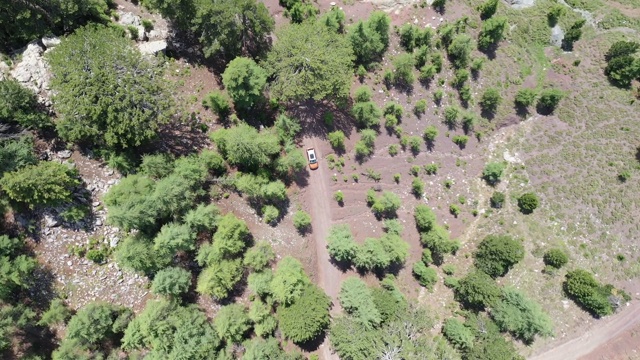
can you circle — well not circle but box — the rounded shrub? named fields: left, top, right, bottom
left=543, top=249, right=568, bottom=269
left=517, top=192, right=539, bottom=214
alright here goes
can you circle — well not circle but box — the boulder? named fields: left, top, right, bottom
left=550, top=24, right=564, bottom=47
left=9, top=40, right=51, bottom=100
left=41, top=36, right=61, bottom=48
left=138, top=40, right=167, bottom=56
left=508, top=0, right=535, bottom=9
left=118, top=12, right=141, bottom=26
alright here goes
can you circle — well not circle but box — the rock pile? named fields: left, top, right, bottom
left=9, top=38, right=58, bottom=105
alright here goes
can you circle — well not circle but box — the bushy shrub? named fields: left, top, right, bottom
left=543, top=249, right=568, bottom=269
left=515, top=88, right=537, bottom=108
left=423, top=125, right=438, bottom=144
left=293, top=210, right=312, bottom=232
left=327, top=224, right=357, bottom=262
left=478, top=16, right=507, bottom=50
left=411, top=177, right=425, bottom=197
left=442, top=318, right=474, bottom=350
left=490, top=191, right=506, bottom=208
left=414, top=99, right=427, bottom=116
left=413, top=261, right=438, bottom=289
left=474, top=235, right=524, bottom=278
left=352, top=101, right=382, bottom=128
left=277, top=284, right=331, bottom=343
left=455, top=270, right=501, bottom=310
left=393, top=53, right=415, bottom=85
left=370, top=191, right=401, bottom=218
left=262, top=205, right=280, bottom=224
left=537, top=89, right=564, bottom=114
left=517, top=192, right=539, bottom=214
left=0, top=80, right=50, bottom=129
left=480, top=88, right=501, bottom=114
left=452, top=135, right=469, bottom=148
left=203, top=91, right=231, bottom=118
left=564, top=269, right=614, bottom=317
left=483, top=162, right=505, bottom=184
left=328, top=130, right=346, bottom=150
left=0, top=161, right=79, bottom=208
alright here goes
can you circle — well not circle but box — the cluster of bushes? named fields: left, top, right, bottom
left=563, top=269, right=628, bottom=317
left=331, top=276, right=460, bottom=359
left=366, top=189, right=401, bottom=218
left=327, top=222, right=409, bottom=272
left=414, top=205, right=460, bottom=265
left=349, top=11, right=390, bottom=66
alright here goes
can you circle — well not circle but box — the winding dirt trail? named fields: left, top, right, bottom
left=529, top=301, right=640, bottom=360
left=305, top=137, right=342, bottom=360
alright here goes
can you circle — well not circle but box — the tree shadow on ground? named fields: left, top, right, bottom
left=329, top=257, right=352, bottom=273
left=154, top=118, right=211, bottom=157
left=287, top=100, right=355, bottom=141
left=296, top=328, right=329, bottom=352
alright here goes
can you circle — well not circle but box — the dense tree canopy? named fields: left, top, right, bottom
left=48, top=25, right=171, bottom=150
left=474, top=235, right=524, bottom=278
left=264, top=20, right=355, bottom=102
left=222, top=57, right=268, bottom=109
left=277, top=284, right=331, bottom=343
left=0, top=161, right=79, bottom=208
left=0, top=80, right=50, bottom=130
left=492, top=287, right=554, bottom=343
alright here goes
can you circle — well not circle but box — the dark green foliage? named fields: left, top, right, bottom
left=515, top=88, right=537, bottom=108
left=242, top=337, right=287, bottom=360
left=414, top=99, right=427, bottom=116
left=562, top=19, right=586, bottom=51
left=349, top=11, right=390, bottom=65
left=339, top=277, right=381, bottom=329
left=492, top=287, right=554, bottom=343
left=274, top=114, right=301, bottom=143
left=115, top=235, right=161, bottom=275
left=442, top=318, right=474, bottom=350
left=65, top=302, right=130, bottom=346
left=0, top=0, right=111, bottom=51
left=153, top=222, right=196, bottom=262
left=455, top=270, right=501, bottom=310
left=0, top=80, right=50, bottom=129
left=420, top=225, right=460, bottom=263
left=0, top=236, right=38, bottom=301
left=321, top=7, right=346, bottom=33
left=371, top=284, right=407, bottom=323
left=352, top=101, right=382, bottom=128
left=563, top=269, right=614, bottom=317
left=140, top=154, right=174, bottom=180
left=398, top=24, right=433, bottom=52
left=248, top=270, right=274, bottom=298
left=248, top=300, right=277, bottom=338
left=203, top=91, right=232, bottom=118
left=196, top=258, right=243, bottom=299
left=478, top=0, right=499, bottom=19
left=424, top=126, right=438, bottom=145
left=536, top=88, right=564, bottom=113
left=329, top=317, right=379, bottom=360
left=285, top=1, right=319, bottom=23
left=474, top=235, right=524, bottom=278
left=211, top=124, right=280, bottom=170
left=413, top=261, right=438, bottom=289
left=184, top=204, right=221, bottom=233
left=0, top=161, right=79, bottom=208
left=480, top=88, right=501, bottom=114
left=328, top=130, right=346, bottom=151
left=448, top=34, right=472, bottom=68
left=151, top=267, right=192, bottom=298
left=243, top=241, right=275, bottom=271
left=517, top=192, right=539, bottom=214
left=604, top=41, right=640, bottom=87
left=122, top=299, right=220, bottom=358
left=412, top=177, right=425, bottom=196
left=464, top=313, right=525, bottom=360
left=222, top=57, right=267, bottom=110
left=547, top=5, right=566, bottom=26
left=215, top=304, right=251, bottom=344
left=544, top=248, right=569, bottom=269
left=478, top=16, right=507, bottom=50
left=482, top=162, right=505, bottom=184
left=444, top=106, right=459, bottom=128
left=277, top=284, right=331, bottom=343
left=327, top=224, right=358, bottom=262
left=490, top=191, right=506, bottom=208
left=265, top=21, right=354, bottom=102
left=48, top=25, right=171, bottom=150
left=0, top=136, right=37, bottom=176
left=270, top=256, right=310, bottom=305
left=262, top=204, right=280, bottom=224
left=393, top=53, right=415, bottom=85
left=39, top=299, right=71, bottom=326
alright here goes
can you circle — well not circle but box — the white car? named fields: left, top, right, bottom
left=306, top=148, right=318, bottom=170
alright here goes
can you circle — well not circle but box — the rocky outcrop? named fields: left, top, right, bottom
left=550, top=24, right=565, bottom=47
left=9, top=39, right=56, bottom=105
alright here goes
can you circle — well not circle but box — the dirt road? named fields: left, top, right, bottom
left=305, top=137, right=342, bottom=360
left=530, top=301, right=640, bottom=360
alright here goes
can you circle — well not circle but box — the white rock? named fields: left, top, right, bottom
left=44, top=215, right=60, bottom=228
left=41, top=36, right=61, bottom=48
left=138, top=40, right=167, bottom=55
left=57, top=150, right=72, bottom=159
left=118, top=12, right=141, bottom=26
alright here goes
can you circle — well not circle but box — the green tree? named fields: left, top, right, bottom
left=292, top=210, right=311, bottom=232
left=413, top=261, right=438, bottom=289
left=605, top=56, right=640, bottom=87
left=320, top=7, right=346, bottom=33
left=420, top=225, right=460, bottom=263
left=352, top=101, right=382, bottom=128
left=480, top=88, right=501, bottom=114
left=65, top=302, right=129, bottom=346
left=329, top=317, right=378, bottom=360
left=222, top=57, right=267, bottom=109
left=492, top=287, right=554, bottom=343
left=447, top=34, right=472, bottom=68
left=196, top=258, right=243, bottom=299
left=515, top=88, right=537, bottom=108
left=48, top=25, right=171, bottom=150
left=474, top=235, right=524, bottom=278
left=122, top=299, right=219, bottom=359
left=478, top=16, right=507, bottom=50
left=243, top=241, right=276, bottom=271
left=490, top=191, right=506, bottom=209
left=151, top=267, right=192, bottom=298
left=483, top=162, right=505, bottom=185
left=265, top=21, right=354, bottom=102
left=211, top=124, right=281, bottom=170
left=544, top=248, right=569, bottom=269
left=0, top=137, right=37, bottom=176
left=184, top=203, right=221, bottom=233
left=442, top=318, right=474, bottom=350
left=203, top=91, right=232, bottom=118
left=327, top=224, right=358, bottom=262
left=270, top=256, right=310, bottom=305
left=562, top=19, right=586, bottom=51
left=248, top=270, right=274, bottom=299
left=214, top=304, right=251, bottom=344
left=537, top=88, right=564, bottom=114
left=393, top=53, right=415, bottom=85
left=0, top=161, right=79, bottom=208
left=0, top=80, right=50, bottom=129
left=339, top=277, right=382, bottom=329
left=547, top=5, right=566, bottom=26
left=139, top=154, right=175, bottom=180
left=455, top=270, right=501, bottom=310
left=153, top=223, right=196, bottom=260
left=248, top=300, right=277, bottom=337
left=242, top=337, right=285, bottom=359
left=208, top=213, right=250, bottom=260
left=563, top=269, right=614, bottom=317
left=371, top=191, right=401, bottom=218
left=328, top=130, right=346, bottom=150
left=517, top=192, right=539, bottom=214
left=277, top=284, right=331, bottom=343
left=273, top=114, right=302, bottom=143
left=478, top=0, right=499, bottom=19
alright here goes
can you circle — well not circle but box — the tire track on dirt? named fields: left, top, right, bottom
left=305, top=137, right=341, bottom=360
